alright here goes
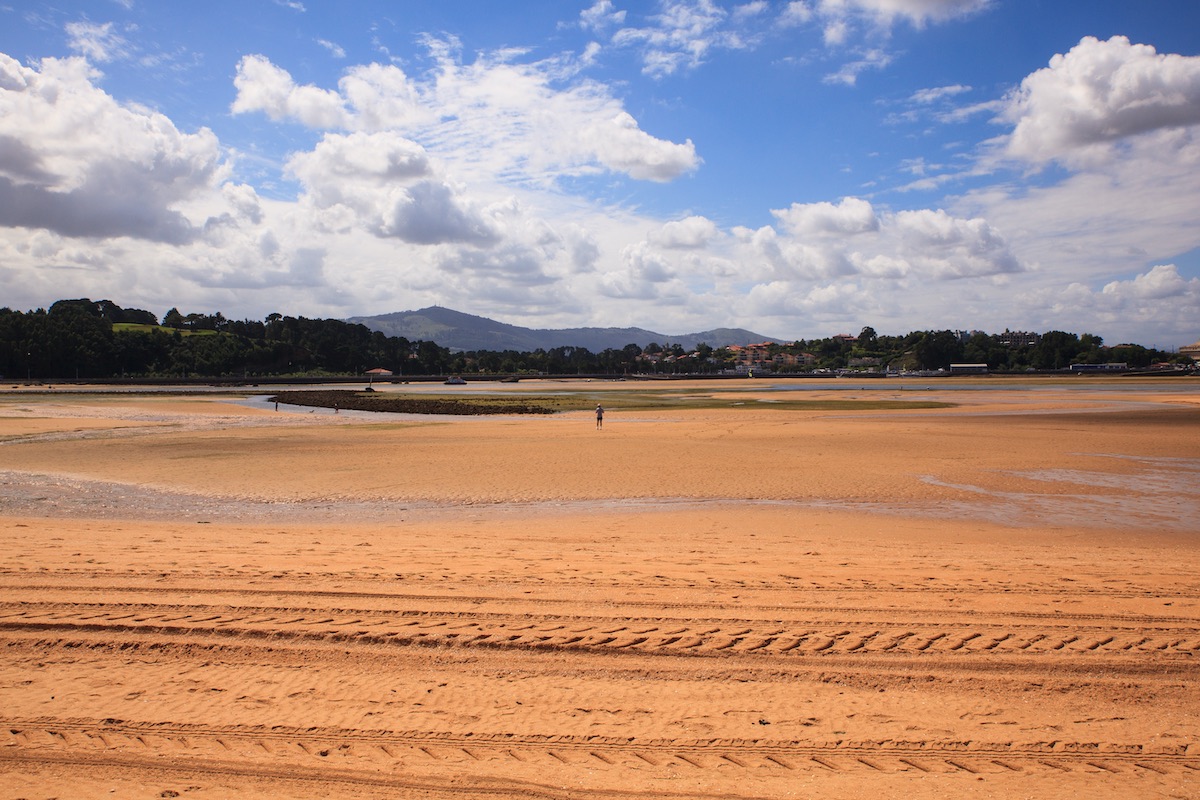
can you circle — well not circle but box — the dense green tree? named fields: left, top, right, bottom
left=113, top=328, right=173, bottom=375
left=913, top=330, right=964, bottom=370
left=1031, top=331, right=1081, bottom=370
left=1107, top=343, right=1155, bottom=368
left=44, top=300, right=115, bottom=378
left=414, top=340, right=449, bottom=374
left=0, top=299, right=1189, bottom=380
left=123, top=308, right=159, bottom=325
left=961, top=331, right=1016, bottom=369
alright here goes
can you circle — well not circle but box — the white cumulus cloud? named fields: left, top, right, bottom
left=1023, top=264, right=1200, bottom=346
left=0, top=54, right=224, bottom=243
left=957, top=36, right=1200, bottom=315
left=737, top=197, right=1022, bottom=285
left=651, top=215, right=719, bottom=248
left=231, top=54, right=349, bottom=128
left=774, top=196, right=879, bottom=236
left=1002, top=35, right=1200, bottom=166
left=287, top=132, right=501, bottom=246
left=231, top=49, right=698, bottom=185
left=1102, top=263, right=1198, bottom=301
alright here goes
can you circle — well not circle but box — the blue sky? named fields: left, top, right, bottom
left=2, top=1, right=1199, bottom=347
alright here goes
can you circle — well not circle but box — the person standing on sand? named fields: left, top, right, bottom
left=595, top=404, right=604, bottom=429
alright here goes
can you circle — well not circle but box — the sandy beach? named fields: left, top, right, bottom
left=1, top=378, right=1198, bottom=798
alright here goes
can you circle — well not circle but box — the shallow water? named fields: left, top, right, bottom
left=5, top=461, right=1196, bottom=534
left=919, top=454, right=1200, bottom=533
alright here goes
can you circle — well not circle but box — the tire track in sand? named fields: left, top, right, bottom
left=3, top=718, right=1197, bottom=778
left=1, top=600, right=1197, bottom=662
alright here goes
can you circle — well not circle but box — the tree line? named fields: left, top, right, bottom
left=0, top=299, right=1187, bottom=381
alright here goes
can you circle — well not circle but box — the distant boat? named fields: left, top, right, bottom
left=444, top=376, right=467, bottom=385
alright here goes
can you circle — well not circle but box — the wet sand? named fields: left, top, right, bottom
left=0, top=379, right=1198, bottom=798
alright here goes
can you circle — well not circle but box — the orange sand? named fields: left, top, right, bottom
left=0, top=378, right=1198, bottom=799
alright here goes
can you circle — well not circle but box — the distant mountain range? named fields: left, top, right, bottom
left=345, top=306, right=782, bottom=352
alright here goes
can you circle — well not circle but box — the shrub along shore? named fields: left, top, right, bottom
left=269, top=390, right=557, bottom=415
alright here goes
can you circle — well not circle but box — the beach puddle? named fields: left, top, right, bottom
left=919, top=454, right=1200, bottom=532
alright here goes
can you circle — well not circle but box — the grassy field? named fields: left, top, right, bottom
left=112, top=323, right=218, bottom=336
